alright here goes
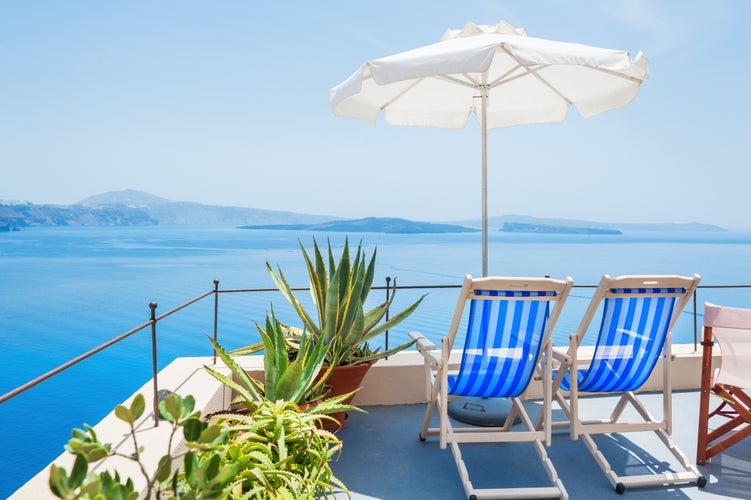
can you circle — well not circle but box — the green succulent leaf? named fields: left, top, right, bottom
left=84, top=424, right=98, bottom=442
left=130, top=393, right=145, bottom=420
left=86, top=444, right=110, bottom=463
left=183, top=451, right=197, bottom=485
left=204, top=336, right=263, bottom=403
left=70, top=453, right=89, bottom=488
left=183, top=417, right=204, bottom=442
left=161, top=393, right=180, bottom=423
left=205, top=453, right=221, bottom=481
left=48, top=465, right=66, bottom=498
left=179, top=394, right=196, bottom=419
left=114, top=405, right=134, bottom=425
left=156, top=455, right=172, bottom=483
left=199, top=424, right=223, bottom=445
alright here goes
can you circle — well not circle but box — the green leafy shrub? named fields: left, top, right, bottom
left=49, top=392, right=349, bottom=499
left=209, top=399, right=347, bottom=499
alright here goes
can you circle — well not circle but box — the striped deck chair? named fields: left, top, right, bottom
left=410, top=275, right=573, bottom=500
left=697, top=302, right=751, bottom=465
left=547, top=274, right=705, bottom=494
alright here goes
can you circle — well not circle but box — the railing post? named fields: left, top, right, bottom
left=385, top=276, right=391, bottom=353
left=693, top=289, right=698, bottom=351
left=213, top=279, right=220, bottom=365
left=149, top=302, right=159, bottom=427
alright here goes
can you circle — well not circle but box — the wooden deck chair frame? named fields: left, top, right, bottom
left=545, top=274, right=704, bottom=494
left=697, top=302, right=751, bottom=465
left=410, top=275, right=573, bottom=500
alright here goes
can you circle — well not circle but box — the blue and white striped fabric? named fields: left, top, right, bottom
left=559, top=287, right=684, bottom=393
left=447, top=289, right=556, bottom=398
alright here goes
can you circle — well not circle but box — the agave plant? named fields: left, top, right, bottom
left=266, top=238, right=425, bottom=367
left=205, top=309, right=349, bottom=409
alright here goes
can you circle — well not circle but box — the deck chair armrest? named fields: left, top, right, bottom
left=409, top=331, right=436, bottom=351
left=551, top=347, right=571, bottom=364
left=409, top=331, right=440, bottom=367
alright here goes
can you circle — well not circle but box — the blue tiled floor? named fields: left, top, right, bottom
left=332, top=391, right=751, bottom=499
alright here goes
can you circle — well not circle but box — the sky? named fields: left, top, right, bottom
left=1, top=1, right=749, bottom=229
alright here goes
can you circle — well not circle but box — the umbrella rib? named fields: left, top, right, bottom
left=488, top=64, right=557, bottom=92
left=382, top=74, right=478, bottom=110
left=438, top=74, right=481, bottom=89
left=380, top=78, right=425, bottom=110
left=590, top=65, right=645, bottom=84
left=498, top=46, right=572, bottom=104
left=487, top=63, right=527, bottom=88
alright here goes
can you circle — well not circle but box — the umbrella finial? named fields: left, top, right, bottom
left=441, top=21, right=526, bottom=41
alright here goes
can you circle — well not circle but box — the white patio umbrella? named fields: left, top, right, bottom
left=331, top=21, right=649, bottom=276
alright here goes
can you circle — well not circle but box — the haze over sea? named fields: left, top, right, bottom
left=2, top=224, right=751, bottom=496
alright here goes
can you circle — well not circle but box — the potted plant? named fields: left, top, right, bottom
left=205, top=309, right=358, bottom=422
left=50, top=315, right=359, bottom=499
left=234, top=238, right=424, bottom=427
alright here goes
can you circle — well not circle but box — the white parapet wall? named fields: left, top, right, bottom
left=11, top=344, right=714, bottom=498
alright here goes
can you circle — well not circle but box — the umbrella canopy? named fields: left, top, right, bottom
left=331, top=21, right=649, bottom=275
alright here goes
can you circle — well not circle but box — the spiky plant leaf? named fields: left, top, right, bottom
left=206, top=336, right=262, bottom=402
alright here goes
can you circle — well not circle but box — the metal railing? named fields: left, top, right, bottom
left=1, top=280, right=748, bottom=425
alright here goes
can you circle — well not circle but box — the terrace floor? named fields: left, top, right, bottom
left=331, top=390, right=751, bottom=499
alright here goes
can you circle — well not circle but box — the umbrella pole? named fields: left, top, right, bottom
left=481, top=86, right=488, bottom=277
left=452, top=88, right=518, bottom=424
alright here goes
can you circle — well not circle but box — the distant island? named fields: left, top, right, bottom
left=240, top=217, right=479, bottom=234
left=0, top=189, right=728, bottom=233
left=479, top=215, right=725, bottom=233
left=0, top=190, right=336, bottom=228
left=501, top=222, right=622, bottom=235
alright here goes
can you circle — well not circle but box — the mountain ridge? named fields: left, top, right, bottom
left=0, top=190, right=337, bottom=227
left=0, top=189, right=727, bottom=232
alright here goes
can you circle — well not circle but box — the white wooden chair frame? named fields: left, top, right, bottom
left=545, top=274, right=704, bottom=493
left=411, top=275, right=573, bottom=500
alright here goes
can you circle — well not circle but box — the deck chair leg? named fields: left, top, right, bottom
left=420, top=371, right=444, bottom=440
left=581, top=432, right=621, bottom=491
left=419, top=394, right=438, bottom=440
left=577, top=394, right=704, bottom=493
left=655, top=428, right=702, bottom=480
left=702, top=386, right=751, bottom=461
left=533, top=438, right=569, bottom=500
left=450, top=397, right=569, bottom=500
left=439, top=393, right=450, bottom=449
left=608, top=392, right=632, bottom=424
left=548, top=389, right=573, bottom=431
left=706, top=422, right=751, bottom=459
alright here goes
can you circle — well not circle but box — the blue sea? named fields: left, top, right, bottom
left=2, top=225, right=751, bottom=497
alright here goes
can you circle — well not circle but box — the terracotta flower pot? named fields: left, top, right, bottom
left=316, top=360, right=375, bottom=430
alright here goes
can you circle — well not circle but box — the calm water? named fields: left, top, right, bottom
left=2, top=225, right=751, bottom=496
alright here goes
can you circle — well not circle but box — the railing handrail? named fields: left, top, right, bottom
left=0, top=317, right=156, bottom=405
left=2, top=280, right=749, bottom=416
